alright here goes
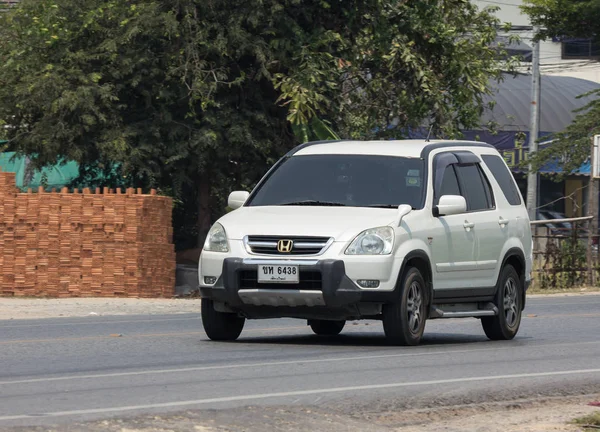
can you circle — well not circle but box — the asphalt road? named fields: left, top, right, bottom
left=0, top=295, right=599, bottom=430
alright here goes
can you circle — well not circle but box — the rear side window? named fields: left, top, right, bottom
left=456, top=164, right=494, bottom=212
left=481, top=155, right=522, bottom=206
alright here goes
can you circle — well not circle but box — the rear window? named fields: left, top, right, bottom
left=481, top=155, right=522, bottom=206
left=247, top=154, right=425, bottom=209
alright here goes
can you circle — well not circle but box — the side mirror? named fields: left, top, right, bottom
left=228, top=191, right=250, bottom=210
left=395, top=204, right=412, bottom=226
left=436, top=195, right=466, bottom=217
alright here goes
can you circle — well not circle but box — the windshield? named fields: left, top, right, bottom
left=247, top=154, right=424, bottom=209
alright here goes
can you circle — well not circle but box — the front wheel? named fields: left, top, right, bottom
left=382, top=267, right=427, bottom=346
left=481, top=264, right=523, bottom=340
left=309, top=319, right=345, bottom=336
left=201, top=299, right=245, bottom=341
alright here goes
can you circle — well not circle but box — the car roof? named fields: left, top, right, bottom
left=291, top=139, right=494, bottom=158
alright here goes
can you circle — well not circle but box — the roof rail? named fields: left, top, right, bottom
left=285, top=139, right=344, bottom=157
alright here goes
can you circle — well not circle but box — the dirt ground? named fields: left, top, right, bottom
left=0, top=297, right=202, bottom=320
left=381, top=396, right=600, bottom=431
left=8, top=395, right=600, bottom=431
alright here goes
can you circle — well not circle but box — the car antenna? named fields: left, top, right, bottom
left=425, top=125, right=434, bottom=142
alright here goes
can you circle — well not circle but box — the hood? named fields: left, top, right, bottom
left=218, top=206, right=397, bottom=242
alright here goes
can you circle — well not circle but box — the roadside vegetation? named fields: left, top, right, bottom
left=573, top=412, right=600, bottom=430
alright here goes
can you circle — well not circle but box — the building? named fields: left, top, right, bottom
left=472, top=0, right=600, bottom=83
left=468, top=1, right=600, bottom=219
left=478, top=74, right=599, bottom=219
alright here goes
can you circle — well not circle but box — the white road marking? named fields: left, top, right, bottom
left=1, top=368, right=599, bottom=421
left=528, top=300, right=600, bottom=306
left=1, top=340, right=599, bottom=386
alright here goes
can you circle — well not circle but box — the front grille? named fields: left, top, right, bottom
left=245, top=236, right=331, bottom=256
left=239, top=270, right=322, bottom=290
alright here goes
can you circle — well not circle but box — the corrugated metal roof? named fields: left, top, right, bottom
left=481, top=73, right=600, bottom=133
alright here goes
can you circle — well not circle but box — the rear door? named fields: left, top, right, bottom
left=455, top=162, right=505, bottom=288
left=480, top=154, right=530, bottom=283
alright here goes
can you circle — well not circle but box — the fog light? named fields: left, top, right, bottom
left=357, top=279, right=380, bottom=288
left=204, top=276, right=217, bottom=285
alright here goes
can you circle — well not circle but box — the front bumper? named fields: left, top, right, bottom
left=200, top=258, right=397, bottom=310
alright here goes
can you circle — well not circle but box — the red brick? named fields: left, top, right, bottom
left=0, top=172, right=175, bottom=297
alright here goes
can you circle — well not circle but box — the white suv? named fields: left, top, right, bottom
left=198, top=139, right=533, bottom=345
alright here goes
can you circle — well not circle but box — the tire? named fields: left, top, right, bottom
left=481, top=264, right=522, bottom=341
left=382, top=267, right=427, bottom=346
left=201, top=299, right=245, bottom=341
left=309, top=319, right=345, bottom=336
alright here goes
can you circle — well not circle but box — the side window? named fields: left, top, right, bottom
left=481, top=154, right=522, bottom=205
left=436, top=165, right=461, bottom=205
left=456, top=164, right=494, bottom=212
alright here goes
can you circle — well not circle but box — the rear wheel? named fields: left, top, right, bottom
left=481, top=264, right=522, bottom=340
left=309, top=319, right=345, bottom=336
left=201, top=299, right=245, bottom=341
left=382, top=267, right=427, bottom=346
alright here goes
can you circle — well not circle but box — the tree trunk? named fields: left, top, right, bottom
left=197, top=175, right=212, bottom=248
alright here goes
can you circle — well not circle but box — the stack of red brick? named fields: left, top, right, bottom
left=0, top=172, right=175, bottom=297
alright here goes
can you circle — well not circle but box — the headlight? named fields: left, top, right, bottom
left=345, top=227, right=394, bottom=255
left=203, top=222, right=229, bottom=252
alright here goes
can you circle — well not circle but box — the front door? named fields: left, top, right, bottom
left=430, top=163, right=478, bottom=290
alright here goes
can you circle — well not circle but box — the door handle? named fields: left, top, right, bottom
left=499, top=217, right=509, bottom=227
left=463, top=221, right=475, bottom=230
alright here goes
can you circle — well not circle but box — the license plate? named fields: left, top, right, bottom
left=257, top=265, right=299, bottom=283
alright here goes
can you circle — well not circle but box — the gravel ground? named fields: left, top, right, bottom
left=4, top=395, right=599, bottom=431
left=377, top=396, right=600, bottom=431
left=0, top=297, right=202, bottom=320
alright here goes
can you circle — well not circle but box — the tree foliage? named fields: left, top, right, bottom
left=522, top=0, right=600, bottom=178
left=526, top=93, right=600, bottom=178
left=0, top=0, right=507, bottom=248
left=522, top=0, right=600, bottom=43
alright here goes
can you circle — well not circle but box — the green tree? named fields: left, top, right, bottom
left=524, top=95, right=600, bottom=177
left=522, top=0, right=600, bottom=176
left=0, top=0, right=509, bottom=248
left=522, top=0, right=600, bottom=43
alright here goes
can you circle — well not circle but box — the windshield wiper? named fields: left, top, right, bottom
left=281, top=200, right=347, bottom=207
left=364, top=204, right=417, bottom=209
left=365, top=204, right=397, bottom=208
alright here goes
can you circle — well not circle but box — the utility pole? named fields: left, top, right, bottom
left=587, top=135, right=600, bottom=286
left=526, top=26, right=541, bottom=222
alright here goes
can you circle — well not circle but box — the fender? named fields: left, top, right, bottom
left=500, top=247, right=527, bottom=309
left=494, top=238, right=526, bottom=281
left=501, top=247, right=526, bottom=272
left=499, top=246, right=526, bottom=285
left=397, top=248, right=433, bottom=308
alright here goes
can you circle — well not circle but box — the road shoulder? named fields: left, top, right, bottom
left=0, top=297, right=202, bottom=320
left=4, top=395, right=598, bottom=432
